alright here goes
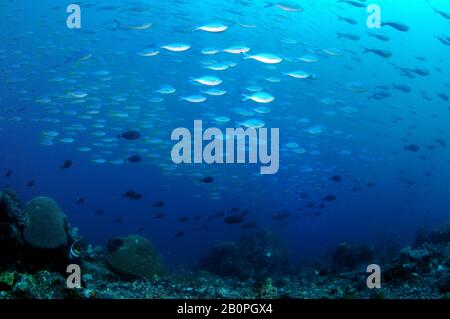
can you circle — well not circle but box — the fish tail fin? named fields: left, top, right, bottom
left=242, top=53, right=251, bottom=60
left=240, top=94, right=249, bottom=102
left=116, top=134, right=121, bottom=139
left=336, top=32, right=342, bottom=38
left=361, top=46, right=370, bottom=54
left=112, top=19, right=121, bottom=31
left=264, top=2, right=274, bottom=8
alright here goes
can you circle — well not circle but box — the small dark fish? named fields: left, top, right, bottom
left=436, top=35, right=450, bottom=46
left=272, top=212, right=291, bottom=221
left=241, top=222, right=257, bottom=229
left=152, top=201, right=165, bottom=208
left=122, top=190, right=143, bottom=200
left=367, top=32, right=390, bottom=42
left=393, top=84, right=411, bottom=93
left=336, top=32, right=360, bottom=41
left=338, top=0, right=366, bottom=8
left=26, top=180, right=35, bottom=187
left=200, top=176, right=214, bottom=183
left=95, top=209, right=105, bottom=216
left=75, top=197, right=85, bottom=205
left=4, top=169, right=12, bottom=177
left=193, top=224, right=208, bottom=232
left=153, top=212, right=165, bottom=219
left=337, top=16, right=357, bottom=25
left=437, top=93, right=449, bottom=101
left=61, top=160, right=73, bottom=169
left=300, top=192, right=309, bottom=199
left=413, top=68, right=429, bottom=76
left=179, top=216, right=189, bottom=222
left=382, top=21, right=410, bottom=32
left=113, top=217, right=123, bottom=224
left=323, top=195, right=337, bottom=202
left=436, top=139, right=447, bottom=148
left=118, top=130, right=141, bottom=140
left=404, top=144, right=420, bottom=152
left=175, top=231, right=185, bottom=238
left=224, top=214, right=245, bottom=224
left=331, top=175, right=342, bottom=182
left=429, top=4, right=450, bottom=20
left=362, top=47, right=392, bottom=58
left=127, top=155, right=142, bottom=163
left=366, top=182, right=375, bottom=188
left=230, top=207, right=240, bottom=213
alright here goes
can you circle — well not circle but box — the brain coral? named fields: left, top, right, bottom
left=23, top=197, right=68, bottom=249
left=107, top=235, right=164, bottom=279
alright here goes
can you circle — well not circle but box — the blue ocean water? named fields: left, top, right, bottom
left=0, top=0, right=449, bottom=267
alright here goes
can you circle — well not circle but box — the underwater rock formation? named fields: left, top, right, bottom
left=198, top=230, right=290, bottom=280
left=23, top=197, right=68, bottom=249
left=331, top=242, right=375, bottom=272
left=0, top=189, right=25, bottom=268
left=0, top=189, right=80, bottom=274
left=107, top=235, right=164, bottom=279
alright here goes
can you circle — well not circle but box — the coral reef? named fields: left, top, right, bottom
left=107, top=235, right=164, bottom=279
left=331, top=242, right=375, bottom=272
left=23, top=197, right=68, bottom=249
left=0, top=187, right=449, bottom=300
left=198, top=230, right=290, bottom=280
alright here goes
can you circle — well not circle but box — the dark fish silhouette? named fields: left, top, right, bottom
left=323, top=195, right=337, bottom=202
left=4, top=169, right=12, bottom=177
left=127, top=155, right=142, bottom=163
left=175, top=231, right=185, bottom=238
left=382, top=21, right=410, bottom=32
left=362, top=46, right=392, bottom=58
left=404, top=144, right=420, bottom=152
left=153, top=212, right=165, bottom=219
left=113, top=217, right=123, bottom=224
left=331, top=175, right=342, bottom=182
left=118, top=130, right=141, bottom=140
left=95, top=209, right=105, bottom=216
left=61, top=160, right=73, bottom=169
left=337, top=16, right=357, bottom=25
left=272, top=212, right=291, bottom=221
left=338, top=0, right=366, bottom=8
left=179, top=216, right=189, bottom=222
left=152, top=201, right=165, bottom=208
left=26, top=180, right=35, bottom=187
left=224, top=214, right=245, bottom=224
left=200, top=176, right=214, bottom=183
left=122, top=190, right=143, bottom=200
left=75, top=197, right=85, bottom=205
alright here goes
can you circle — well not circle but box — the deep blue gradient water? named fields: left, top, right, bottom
left=1, top=0, right=450, bottom=266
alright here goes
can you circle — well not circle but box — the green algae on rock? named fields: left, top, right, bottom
left=23, top=197, right=68, bottom=249
left=107, top=235, right=164, bottom=279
